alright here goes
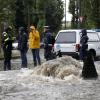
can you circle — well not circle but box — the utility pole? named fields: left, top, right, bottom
left=65, top=0, right=67, bottom=29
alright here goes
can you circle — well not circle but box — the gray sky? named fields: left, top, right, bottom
left=62, top=0, right=72, bottom=21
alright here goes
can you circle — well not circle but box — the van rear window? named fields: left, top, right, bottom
left=56, top=32, right=76, bottom=43
left=87, top=32, right=100, bottom=42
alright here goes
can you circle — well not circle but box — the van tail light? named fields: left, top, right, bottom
left=75, top=44, right=80, bottom=52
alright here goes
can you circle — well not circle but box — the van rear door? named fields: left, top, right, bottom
left=54, top=31, right=77, bottom=53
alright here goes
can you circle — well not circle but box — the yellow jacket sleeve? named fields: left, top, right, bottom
left=29, top=30, right=40, bottom=49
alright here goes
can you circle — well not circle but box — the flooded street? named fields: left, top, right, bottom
left=0, top=49, right=100, bottom=100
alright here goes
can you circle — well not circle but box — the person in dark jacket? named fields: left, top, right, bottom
left=2, top=26, right=13, bottom=71
left=18, top=27, right=28, bottom=68
left=43, top=26, right=55, bottom=61
left=79, top=29, right=89, bottom=61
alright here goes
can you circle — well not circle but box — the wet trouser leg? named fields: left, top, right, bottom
left=4, top=59, right=11, bottom=71
left=80, top=49, right=88, bottom=61
left=4, top=59, right=7, bottom=71
left=7, top=51, right=12, bottom=70
left=4, top=50, right=7, bottom=71
left=44, top=48, right=49, bottom=61
left=20, top=50, right=27, bottom=68
left=7, top=59, right=11, bottom=70
left=3, top=50, right=11, bottom=71
left=44, top=46, right=52, bottom=61
left=32, top=49, right=37, bottom=66
left=35, top=49, right=41, bottom=65
left=79, top=48, right=83, bottom=60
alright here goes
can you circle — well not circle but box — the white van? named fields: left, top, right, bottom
left=54, top=29, right=100, bottom=59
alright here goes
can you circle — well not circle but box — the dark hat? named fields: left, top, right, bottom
left=82, top=29, right=87, bottom=35
left=19, top=27, right=24, bottom=31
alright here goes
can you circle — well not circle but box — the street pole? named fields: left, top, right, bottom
left=65, top=0, right=67, bottom=29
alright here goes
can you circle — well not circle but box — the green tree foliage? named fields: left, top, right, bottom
left=0, top=0, right=15, bottom=27
left=90, top=0, right=100, bottom=28
left=38, top=0, right=64, bottom=32
left=14, top=0, right=26, bottom=31
left=0, top=0, right=64, bottom=34
left=23, top=0, right=37, bottom=28
left=69, top=0, right=76, bottom=28
left=0, top=0, right=15, bottom=51
left=69, top=0, right=100, bottom=29
left=80, top=0, right=100, bottom=28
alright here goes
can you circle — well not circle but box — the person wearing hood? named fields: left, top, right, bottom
left=18, top=27, right=28, bottom=68
left=28, top=26, right=41, bottom=66
left=79, top=29, right=89, bottom=61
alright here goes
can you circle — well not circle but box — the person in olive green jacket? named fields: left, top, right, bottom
left=28, top=26, right=41, bottom=66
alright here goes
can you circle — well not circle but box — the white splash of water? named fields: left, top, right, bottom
left=32, top=56, right=82, bottom=79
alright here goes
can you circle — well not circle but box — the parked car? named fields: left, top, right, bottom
left=12, top=41, right=18, bottom=50
left=54, top=29, right=100, bottom=59
left=12, top=41, right=44, bottom=50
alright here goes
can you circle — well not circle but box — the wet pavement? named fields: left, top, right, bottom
left=0, top=49, right=45, bottom=71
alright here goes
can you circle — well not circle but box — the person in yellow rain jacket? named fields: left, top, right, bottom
left=28, top=26, right=41, bottom=66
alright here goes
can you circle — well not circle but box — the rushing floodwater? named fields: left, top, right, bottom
left=0, top=50, right=100, bottom=100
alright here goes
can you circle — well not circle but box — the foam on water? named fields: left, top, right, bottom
left=32, top=56, right=82, bottom=80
